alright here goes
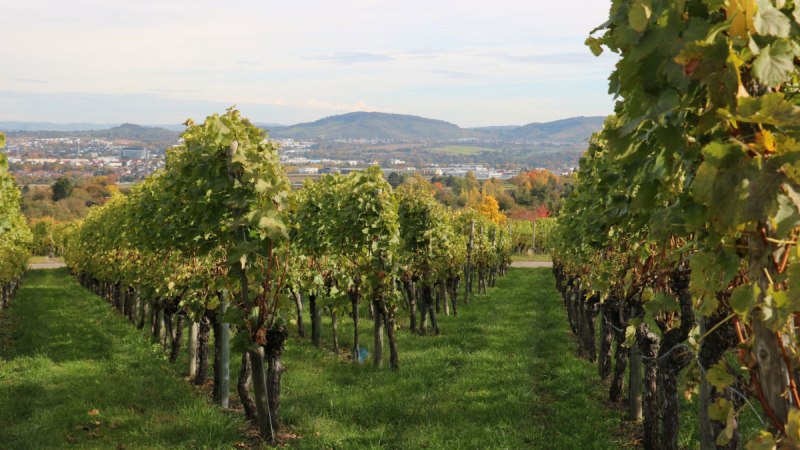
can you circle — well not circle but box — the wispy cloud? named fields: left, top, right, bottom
left=428, top=70, right=477, bottom=79
left=235, top=60, right=264, bottom=67
left=14, top=78, right=48, bottom=84
left=148, top=88, right=201, bottom=94
left=309, top=52, right=394, bottom=64
left=220, top=96, right=375, bottom=112
left=489, top=52, right=606, bottom=65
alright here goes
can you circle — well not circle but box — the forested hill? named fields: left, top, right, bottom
left=5, top=123, right=180, bottom=143
left=472, top=116, right=606, bottom=142
left=90, top=123, right=181, bottom=142
left=268, top=111, right=606, bottom=143
left=268, top=111, right=471, bottom=141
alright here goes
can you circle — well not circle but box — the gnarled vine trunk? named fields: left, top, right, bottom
left=238, top=352, right=256, bottom=421
left=194, top=316, right=211, bottom=386
left=637, top=322, right=660, bottom=450
left=265, top=326, right=288, bottom=436
left=658, top=265, right=695, bottom=450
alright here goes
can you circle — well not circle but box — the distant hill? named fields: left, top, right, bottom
left=473, top=116, right=605, bottom=143
left=90, top=123, right=180, bottom=142
left=4, top=123, right=180, bottom=143
left=271, top=112, right=605, bottom=143
left=255, top=122, right=287, bottom=130
left=1, top=113, right=606, bottom=145
left=269, top=112, right=473, bottom=141
left=0, top=121, right=118, bottom=132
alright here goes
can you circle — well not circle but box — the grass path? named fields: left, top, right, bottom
left=1, top=267, right=629, bottom=449
left=280, top=268, right=629, bottom=449
left=0, top=269, right=244, bottom=449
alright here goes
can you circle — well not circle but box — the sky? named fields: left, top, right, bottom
left=0, top=0, right=617, bottom=127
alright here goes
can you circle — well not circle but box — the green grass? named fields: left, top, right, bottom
left=510, top=253, right=551, bottom=262
left=0, top=269, right=244, bottom=449
left=1, top=267, right=631, bottom=449
left=278, top=268, right=629, bottom=449
left=428, top=145, right=499, bottom=155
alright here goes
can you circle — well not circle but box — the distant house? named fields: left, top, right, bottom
left=120, top=147, right=148, bottom=160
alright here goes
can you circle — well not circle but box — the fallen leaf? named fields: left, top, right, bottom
left=87, top=409, right=100, bottom=416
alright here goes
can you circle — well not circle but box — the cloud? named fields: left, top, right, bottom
left=14, top=78, right=48, bottom=84
left=148, top=88, right=201, bottom=94
left=309, top=52, right=394, bottom=64
left=235, top=60, right=263, bottom=67
left=489, top=51, right=612, bottom=65
left=428, top=70, right=477, bottom=79
left=220, top=96, right=375, bottom=112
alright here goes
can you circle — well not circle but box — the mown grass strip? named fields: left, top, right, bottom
left=279, top=268, right=629, bottom=449
left=0, top=269, right=243, bottom=449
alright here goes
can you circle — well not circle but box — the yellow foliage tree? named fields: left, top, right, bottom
left=476, top=195, right=506, bottom=224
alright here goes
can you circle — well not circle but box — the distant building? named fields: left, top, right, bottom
left=120, top=147, right=148, bottom=160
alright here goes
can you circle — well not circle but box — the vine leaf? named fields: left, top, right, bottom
left=774, top=193, right=800, bottom=238
left=735, top=93, right=800, bottom=127
left=628, top=0, right=652, bottom=33
left=730, top=284, right=756, bottom=319
left=708, top=398, right=736, bottom=445
left=754, top=0, right=791, bottom=38
left=752, top=40, right=799, bottom=86
left=706, top=360, right=736, bottom=391
left=785, top=408, right=800, bottom=448
left=744, top=430, right=776, bottom=450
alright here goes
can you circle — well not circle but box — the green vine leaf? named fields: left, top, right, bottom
left=706, top=360, right=736, bottom=391
left=754, top=0, right=791, bottom=38
left=744, top=430, right=776, bottom=450
left=628, top=0, right=652, bottom=33
left=752, top=39, right=799, bottom=86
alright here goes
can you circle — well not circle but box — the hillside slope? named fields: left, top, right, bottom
left=270, top=111, right=472, bottom=141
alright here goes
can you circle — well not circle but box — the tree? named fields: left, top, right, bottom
left=51, top=176, right=74, bottom=201
left=476, top=195, right=506, bottom=224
